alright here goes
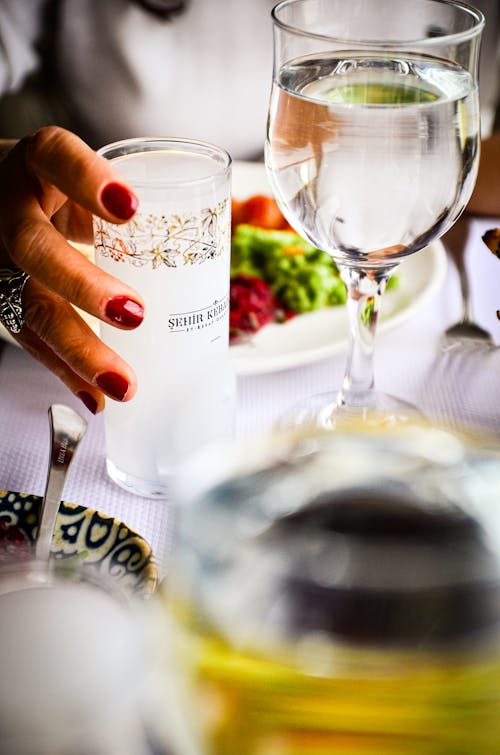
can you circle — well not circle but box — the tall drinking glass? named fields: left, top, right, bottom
left=94, top=138, right=234, bottom=498
left=266, top=0, right=484, bottom=427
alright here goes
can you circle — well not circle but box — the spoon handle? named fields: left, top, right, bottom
left=35, top=404, right=88, bottom=561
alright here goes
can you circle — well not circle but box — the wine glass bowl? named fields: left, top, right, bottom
left=265, top=0, right=484, bottom=425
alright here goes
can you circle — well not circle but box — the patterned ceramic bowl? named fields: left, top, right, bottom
left=0, top=490, right=158, bottom=596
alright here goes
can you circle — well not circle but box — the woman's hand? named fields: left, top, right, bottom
left=0, top=126, right=144, bottom=414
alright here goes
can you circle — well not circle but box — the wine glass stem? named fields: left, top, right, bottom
left=337, top=266, right=393, bottom=408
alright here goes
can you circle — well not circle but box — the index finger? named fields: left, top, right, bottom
left=24, top=126, right=139, bottom=222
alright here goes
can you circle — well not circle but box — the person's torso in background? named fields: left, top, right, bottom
left=0, top=0, right=276, bottom=160
left=0, top=0, right=498, bottom=154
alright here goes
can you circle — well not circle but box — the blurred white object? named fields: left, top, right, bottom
left=0, top=563, right=173, bottom=755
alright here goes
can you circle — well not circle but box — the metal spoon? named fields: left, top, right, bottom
left=35, top=404, right=88, bottom=562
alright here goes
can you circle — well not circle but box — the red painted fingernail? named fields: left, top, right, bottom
left=77, top=391, right=98, bottom=415
left=105, top=296, right=144, bottom=328
left=96, top=372, right=129, bottom=401
left=101, top=182, right=138, bottom=220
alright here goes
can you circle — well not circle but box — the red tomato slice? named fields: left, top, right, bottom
left=232, top=195, right=292, bottom=232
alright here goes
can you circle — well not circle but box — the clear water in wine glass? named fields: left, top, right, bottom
left=267, top=52, right=479, bottom=266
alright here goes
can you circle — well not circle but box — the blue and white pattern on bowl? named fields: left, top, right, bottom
left=0, top=491, right=158, bottom=596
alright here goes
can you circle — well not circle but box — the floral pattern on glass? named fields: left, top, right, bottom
left=94, top=198, right=230, bottom=269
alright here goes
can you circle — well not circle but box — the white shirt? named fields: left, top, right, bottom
left=0, top=0, right=276, bottom=159
left=0, top=0, right=498, bottom=154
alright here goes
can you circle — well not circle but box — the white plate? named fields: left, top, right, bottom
left=229, top=161, right=447, bottom=376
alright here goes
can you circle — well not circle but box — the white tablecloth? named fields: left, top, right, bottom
left=0, top=217, right=499, bottom=573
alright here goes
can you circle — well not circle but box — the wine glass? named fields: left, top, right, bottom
left=265, top=0, right=484, bottom=428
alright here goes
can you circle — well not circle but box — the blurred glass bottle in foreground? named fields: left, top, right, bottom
left=164, top=423, right=500, bottom=754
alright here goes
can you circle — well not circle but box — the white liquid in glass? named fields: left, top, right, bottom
left=266, top=53, right=479, bottom=266
left=95, top=150, right=234, bottom=496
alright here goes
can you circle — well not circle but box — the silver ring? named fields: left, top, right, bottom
left=0, top=266, right=30, bottom=334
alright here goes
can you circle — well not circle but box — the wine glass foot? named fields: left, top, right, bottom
left=276, top=391, right=421, bottom=432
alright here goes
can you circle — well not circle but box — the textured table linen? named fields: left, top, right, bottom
left=0, top=217, right=499, bottom=573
